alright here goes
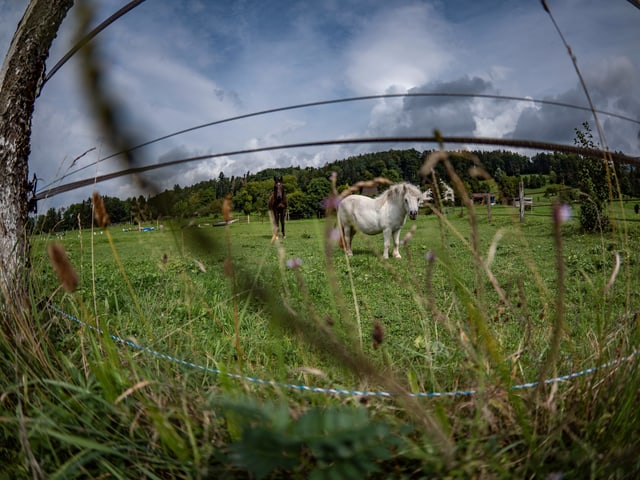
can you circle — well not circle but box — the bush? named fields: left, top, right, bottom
left=579, top=199, right=609, bottom=232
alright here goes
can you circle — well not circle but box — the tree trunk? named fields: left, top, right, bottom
left=0, top=0, right=74, bottom=302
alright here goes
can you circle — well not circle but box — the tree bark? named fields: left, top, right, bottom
left=0, top=0, right=74, bottom=302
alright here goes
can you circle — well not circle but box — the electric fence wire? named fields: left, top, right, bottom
left=36, top=91, right=640, bottom=202
left=49, top=304, right=640, bottom=399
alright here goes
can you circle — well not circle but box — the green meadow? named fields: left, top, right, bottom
left=12, top=198, right=639, bottom=477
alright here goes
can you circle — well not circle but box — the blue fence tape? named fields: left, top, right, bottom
left=49, top=305, right=637, bottom=399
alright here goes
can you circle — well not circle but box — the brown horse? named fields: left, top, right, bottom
left=268, top=176, right=287, bottom=239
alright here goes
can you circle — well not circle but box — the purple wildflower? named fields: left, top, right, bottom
left=286, top=257, right=303, bottom=269
left=553, top=203, right=572, bottom=225
left=321, top=194, right=341, bottom=210
left=328, top=228, right=341, bottom=243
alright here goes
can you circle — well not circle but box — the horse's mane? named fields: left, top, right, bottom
left=377, top=182, right=421, bottom=206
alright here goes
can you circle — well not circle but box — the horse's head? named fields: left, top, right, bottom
left=273, top=176, right=285, bottom=202
left=403, top=185, right=421, bottom=220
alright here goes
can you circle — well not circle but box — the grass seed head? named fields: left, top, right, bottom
left=47, top=243, right=79, bottom=292
left=372, top=321, right=385, bottom=349
left=402, top=224, right=417, bottom=245
left=223, top=194, right=233, bottom=222
left=92, top=191, right=110, bottom=227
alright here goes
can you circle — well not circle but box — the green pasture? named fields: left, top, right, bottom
left=32, top=201, right=640, bottom=398
left=11, top=198, right=640, bottom=478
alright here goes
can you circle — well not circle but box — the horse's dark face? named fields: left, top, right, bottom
left=273, top=176, right=285, bottom=203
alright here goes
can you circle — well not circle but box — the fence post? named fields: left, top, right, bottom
left=519, top=180, right=525, bottom=223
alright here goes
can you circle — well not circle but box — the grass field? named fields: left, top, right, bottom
left=12, top=199, right=640, bottom=477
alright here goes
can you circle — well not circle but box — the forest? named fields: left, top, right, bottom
left=33, top=146, right=640, bottom=232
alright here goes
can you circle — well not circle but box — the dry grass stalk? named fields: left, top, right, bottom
left=339, top=177, right=393, bottom=199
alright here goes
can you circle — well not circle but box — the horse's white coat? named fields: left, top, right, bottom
left=338, top=183, right=422, bottom=259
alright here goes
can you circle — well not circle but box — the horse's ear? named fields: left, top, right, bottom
left=274, top=176, right=277, bottom=182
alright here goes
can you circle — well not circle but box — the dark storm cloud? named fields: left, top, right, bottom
left=509, top=86, right=586, bottom=143
left=406, top=76, right=493, bottom=108
left=387, top=76, right=494, bottom=136
left=510, top=56, right=640, bottom=153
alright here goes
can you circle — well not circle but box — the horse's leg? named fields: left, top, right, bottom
left=382, top=228, right=391, bottom=259
left=270, top=210, right=279, bottom=239
left=280, top=211, right=285, bottom=238
left=392, top=228, right=402, bottom=258
left=348, top=229, right=356, bottom=255
left=278, top=211, right=282, bottom=238
left=343, top=224, right=354, bottom=256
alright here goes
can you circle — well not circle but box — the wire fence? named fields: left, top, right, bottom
left=50, top=304, right=639, bottom=399
left=34, top=91, right=640, bottom=201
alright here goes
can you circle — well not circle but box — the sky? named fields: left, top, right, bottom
left=1, top=0, right=639, bottom=210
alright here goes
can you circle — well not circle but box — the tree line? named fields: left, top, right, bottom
left=33, top=146, right=640, bottom=233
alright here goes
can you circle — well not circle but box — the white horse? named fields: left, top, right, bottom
left=338, top=182, right=422, bottom=259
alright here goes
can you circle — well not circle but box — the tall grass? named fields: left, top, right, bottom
left=3, top=2, right=640, bottom=476
left=3, top=170, right=640, bottom=477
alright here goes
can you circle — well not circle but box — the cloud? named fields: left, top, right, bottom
left=585, top=56, right=638, bottom=100
left=2, top=0, right=639, bottom=211
left=0, top=3, right=25, bottom=58
left=472, top=96, right=537, bottom=139
left=345, top=4, right=454, bottom=93
left=366, top=76, right=494, bottom=137
left=509, top=55, right=640, bottom=153
left=586, top=56, right=640, bottom=153
left=509, top=86, right=586, bottom=143
left=150, top=146, right=226, bottom=187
